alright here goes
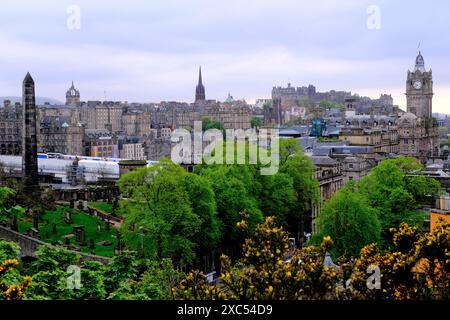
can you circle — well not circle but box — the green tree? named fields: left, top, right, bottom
left=199, top=165, right=263, bottom=244
left=319, top=100, right=344, bottom=109
left=118, top=160, right=202, bottom=265
left=180, top=174, right=221, bottom=256
left=26, top=245, right=80, bottom=300
left=201, top=116, right=223, bottom=131
left=250, top=116, right=262, bottom=129
left=279, top=138, right=302, bottom=166
left=280, top=152, right=319, bottom=239
left=257, top=173, right=296, bottom=226
left=359, top=157, right=439, bottom=237
left=0, top=187, right=24, bottom=224
left=310, top=182, right=381, bottom=258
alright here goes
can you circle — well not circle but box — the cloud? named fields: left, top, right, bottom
left=0, top=0, right=449, bottom=112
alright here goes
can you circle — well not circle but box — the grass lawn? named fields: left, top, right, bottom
left=18, top=206, right=118, bottom=257
left=90, top=202, right=114, bottom=214
left=89, top=200, right=141, bottom=218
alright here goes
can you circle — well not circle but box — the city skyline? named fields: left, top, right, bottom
left=0, top=1, right=450, bottom=112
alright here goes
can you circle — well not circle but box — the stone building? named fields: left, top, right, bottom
left=84, top=129, right=118, bottom=158
left=341, top=157, right=371, bottom=182
left=204, top=104, right=252, bottom=130
left=122, top=110, right=152, bottom=136
left=311, top=156, right=344, bottom=234
left=38, top=111, right=84, bottom=155
left=77, top=101, right=125, bottom=133
left=272, top=83, right=350, bottom=107
left=339, top=125, right=399, bottom=154
left=120, top=143, right=146, bottom=160
left=0, top=101, right=21, bottom=155
left=94, top=102, right=123, bottom=133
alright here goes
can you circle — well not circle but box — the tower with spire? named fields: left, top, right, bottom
left=406, top=51, right=433, bottom=118
left=66, top=81, right=81, bottom=105
left=399, top=51, right=438, bottom=160
left=22, top=72, right=39, bottom=188
left=195, top=67, right=206, bottom=102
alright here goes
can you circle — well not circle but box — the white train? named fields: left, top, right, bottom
left=0, top=154, right=157, bottom=183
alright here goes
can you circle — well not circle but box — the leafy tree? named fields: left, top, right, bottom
left=71, top=261, right=107, bottom=300
left=279, top=138, right=302, bottom=166
left=104, top=251, right=137, bottom=295
left=257, top=173, right=296, bottom=226
left=138, top=258, right=183, bottom=300
left=310, top=182, right=381, bottom=258
left=26, top=245, right=80, bottom=300
left=199, top=165, right=263, bottom=244
left=180, top=174, right=221, bottom=256
left=118, top=160, right=202, bottom=265
left=202, top=116, right=223, bottom=131
left=319, top=100, right=344, bottom=109
left=358, top=157, right=439, bottom=237
left=280, top=152, right=319, bottom=239
left=250, top=116, right=262, bottom=129
left=0, top=187, right=24, bottom=224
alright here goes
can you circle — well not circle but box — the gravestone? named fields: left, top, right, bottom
left=89, top=238, right=95, bottom=251
left=83, top=201, right=88, bottom=211
left=73, top=225, right=86, bottom=246
left=64, top=210, right=72, bottom=224
left=33, top=214, right=39, bottom=229
left=11, top=216, right=18, bottom=232
left=78, top=200, right=83, bottom=211
left=97, top=222, right=102, bottom=233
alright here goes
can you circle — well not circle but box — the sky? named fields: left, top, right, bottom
left=0, top=0, right=449, bottom=112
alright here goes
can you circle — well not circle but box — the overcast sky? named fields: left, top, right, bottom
left=0, top=0, right=449, bottom=112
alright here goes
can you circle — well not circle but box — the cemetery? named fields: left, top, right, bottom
left=16, top=205, right=120, bottom=257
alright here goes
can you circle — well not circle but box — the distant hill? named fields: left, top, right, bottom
left=0, top=96, right=64, bottom=106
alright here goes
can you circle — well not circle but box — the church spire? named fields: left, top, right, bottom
left=195, top=66, right=206, bottom=102
left=198, top=66, right=203, bottom=86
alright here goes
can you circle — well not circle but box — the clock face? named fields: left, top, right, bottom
left=413, top=80, right=422, bottom=90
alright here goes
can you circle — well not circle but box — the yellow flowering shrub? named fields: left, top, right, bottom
left=0, top=259, right=32, bottom=300
left=174, top=217, right=450, bottom=300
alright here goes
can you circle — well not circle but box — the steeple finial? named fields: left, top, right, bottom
left=198, top=66, right=203, bottom=86
left=414, top=51, right=425, bottom=72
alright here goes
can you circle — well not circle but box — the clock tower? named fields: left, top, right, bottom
left=406, top=51, right=433, bottom=118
